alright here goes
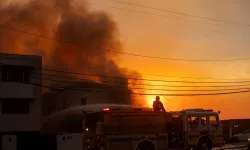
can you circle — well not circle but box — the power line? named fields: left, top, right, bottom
left=1, top=61, right=250, bottom=87
left=0, top=24, right=69, bottom=44
left=37, top=76, right=250, bottom=88
left=29, top=74, right=250, bottom=88
left=36, top=74, right=250, bottom=91
left=29, top=72, right=250, bottom=91
left=2, top=57, right=249, bottom=81
left=107, top=0, right=250, bottom=27
left=3, top=65, right=249, bottom=90
left=1, top=24, right=250, bottom=62
left=132, top=89, right=250, bottom=96
left=107, top=50, right=250, bottom=62
left=2, top=80, right=249, bottom=96
left=40, top=57, right=250, bottom=81
left=3, top=62, right=249, bottom=90
left=40, top=68, right=250, bottom=85
left=90, top=2, right=250, bottom=34
left=91, top=3, right=226, bottom=27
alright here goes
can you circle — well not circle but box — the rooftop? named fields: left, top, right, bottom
left=0, top=52, right=42, bottom=59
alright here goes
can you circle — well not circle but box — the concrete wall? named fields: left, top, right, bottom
left=56, top=133, right=83, bottom=150
left=0, top=53, right=42, bottom=132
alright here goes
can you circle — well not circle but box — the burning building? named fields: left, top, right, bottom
left=0, top=53, right=42, bottom=132
left=0, top=0, right=145, bottom=116
left=42, top=81, right=132, bottom=117
left=0, top=1, right=145, bottom=149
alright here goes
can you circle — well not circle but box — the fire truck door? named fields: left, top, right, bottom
left=199, top=116, right=209, bottom=132
left=187, top=116, right=199, bottom=146
left=208, top=115, right=218, bottom=133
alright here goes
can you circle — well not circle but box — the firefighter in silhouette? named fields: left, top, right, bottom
left=153, top=96, right=166, bottom=112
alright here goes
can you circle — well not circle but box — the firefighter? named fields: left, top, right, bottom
left=153, top=96, right=166, bottom=112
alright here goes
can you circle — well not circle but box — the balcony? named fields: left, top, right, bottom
left=0, top=82, right=35, bottom=98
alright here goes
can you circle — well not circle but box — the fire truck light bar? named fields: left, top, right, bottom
left=103, top=108, right=110, bottom=111
left=103, top=108, right=121, bottom=111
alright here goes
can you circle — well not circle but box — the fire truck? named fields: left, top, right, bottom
left=42, top=104, right=225, bottom=150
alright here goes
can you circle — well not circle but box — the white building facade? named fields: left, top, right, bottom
left=0, top=53, right=42, bottom=132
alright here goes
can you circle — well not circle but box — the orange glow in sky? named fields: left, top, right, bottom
left=3, top=0, right=250, bottom=120
left=88, top=0, right=250, bottom=120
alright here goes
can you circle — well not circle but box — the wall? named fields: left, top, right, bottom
left=0, top=53, right=42, bottom=132
left=221, top=119, right=250, bottom=141
left=56, top=133, right=83, bottom=150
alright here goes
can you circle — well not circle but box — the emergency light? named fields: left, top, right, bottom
left=103, top=108, right=110, bottom=111
left=103, top=107, right=120, bottom=111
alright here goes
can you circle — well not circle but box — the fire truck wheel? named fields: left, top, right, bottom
left=197, top=137, right=212, bottom=150
left=136, top=140, right=155, bottom=150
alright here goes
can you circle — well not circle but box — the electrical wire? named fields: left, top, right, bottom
left=1, top=61, right=250, bottom=85
left=90, top=2, right=250, bottom=34
left=1, top=24, right=250, bottom=62
left=41, top=68, right=250, bottom=85
left=2, top=56, right=249, bottom=81
left=23, top=75, right=250, bottom=88
left=42, top=58, right=250, bottom=81
left=107, top=0, right=250, bottom=27
left=1, top=80, right=249, bottom=96
left=0, top=63, right=250, bottom=87
left=36, top=74, right=250, bottom=91
left=91, top=3, right=225, bottom=27
left=38, top=73, right=250, bottom=90
left=1, top=67, right=248, bottom=90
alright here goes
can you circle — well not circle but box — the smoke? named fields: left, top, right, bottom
left=0, top=0, right=144, bottom=105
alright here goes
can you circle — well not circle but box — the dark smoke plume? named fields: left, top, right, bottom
left=0, top=0, right=145, bottom=106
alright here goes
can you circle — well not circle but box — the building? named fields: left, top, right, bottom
left=42, top=82, right=132, bottom=117
left=221, top=119, right=250, bottom=141
left=0, top=53, right=42, bottom=132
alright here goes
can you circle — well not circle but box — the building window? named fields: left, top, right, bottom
left=1, top=98, right=31, bottom=114
left=2, top=65, right=30, bottom=83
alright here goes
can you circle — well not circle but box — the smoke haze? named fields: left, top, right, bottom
left=0, top=0, right=145, bottom=106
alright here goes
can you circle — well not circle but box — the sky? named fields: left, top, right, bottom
left=88, top=0, right=250, bottom=119
left=1, top=0, right=250, bottom=119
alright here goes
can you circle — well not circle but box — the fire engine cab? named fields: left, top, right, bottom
left=42, top=104, right=225, bottom=150
left=168, top=109, right=224, bottom=149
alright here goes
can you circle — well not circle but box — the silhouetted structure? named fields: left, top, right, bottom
left=0, top=53, right=42, bottom=132
left=221, top=119, right=250, bottom=141
left=42, top=82, right=132, bottom=116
